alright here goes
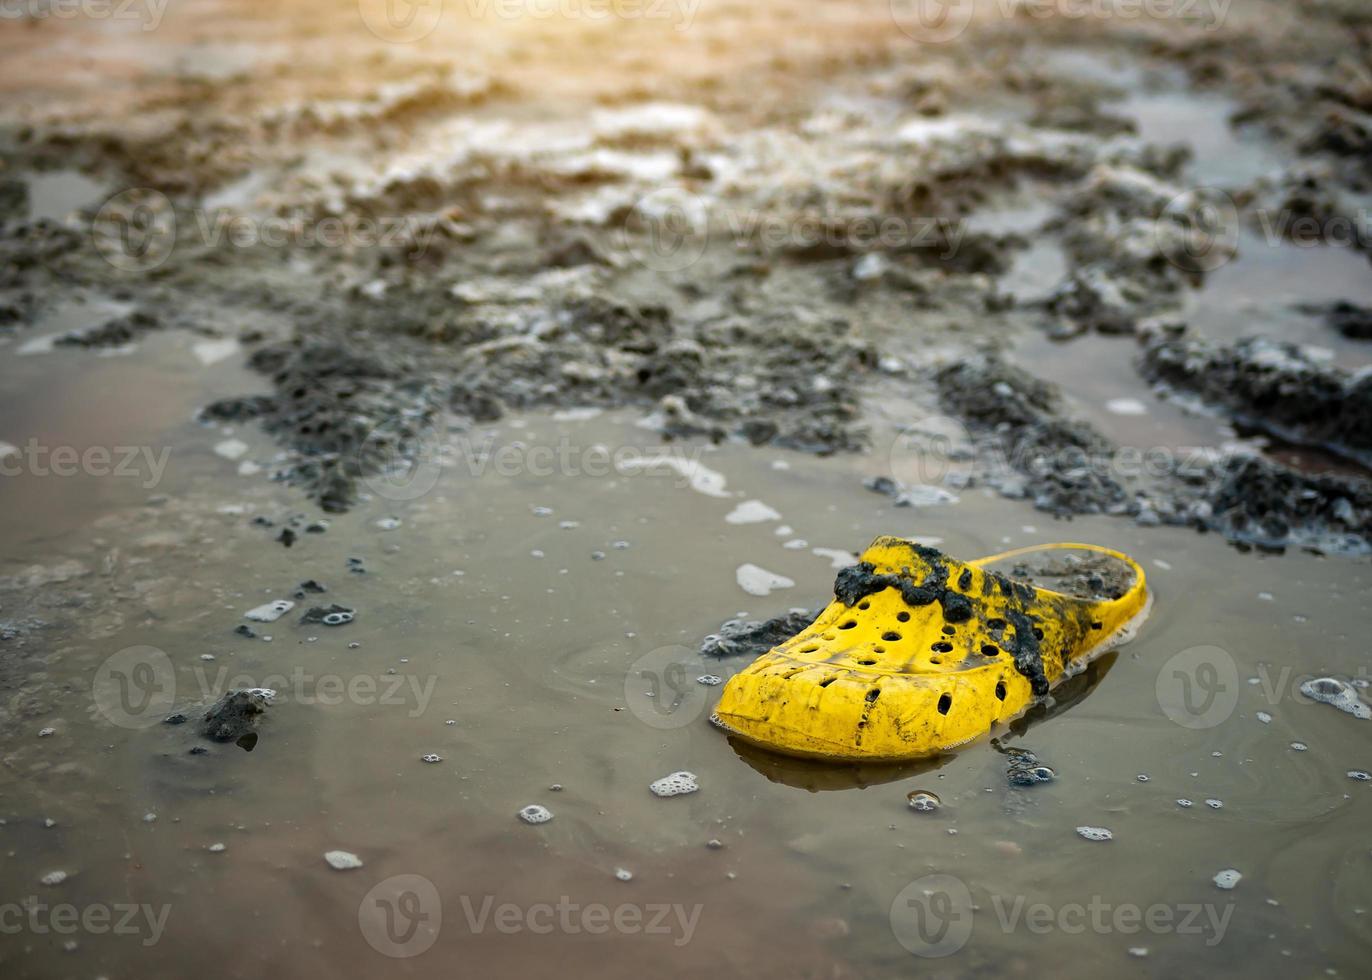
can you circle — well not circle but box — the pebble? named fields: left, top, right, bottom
left=1213, top=868, right=1242, bottom=890
left=1076, top=826, right=1113, bottom=842
left=518, top=804, right=553, bottom=825
left=324, top=850, right=364, bottom=870
left=649, top=771, right=699, bottom=797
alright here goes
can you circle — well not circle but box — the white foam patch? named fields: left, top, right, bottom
left=192, top=337, right=240, bottom=366
left=812, top=547, right=857, bottom=569
left=725, top=500, right=781, bottom=525
left=1106, top=397, right=1148, bottom=416
left=17, top=335, right=57, bottom=356
left=214, top=438, right=249, bottom=460
left=552, top=407, right=603, bottom=421
left=618, top=454, right=730, bottom=498
left=736, top=563, right=794, bottom=597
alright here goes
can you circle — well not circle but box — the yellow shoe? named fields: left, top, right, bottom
left=711, top=537, right=1149, bottom=762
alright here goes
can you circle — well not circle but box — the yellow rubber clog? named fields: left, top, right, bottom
left=711, top=537, right=1149, bottom=762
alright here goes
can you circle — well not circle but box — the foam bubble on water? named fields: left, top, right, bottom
left=421, top=754, right=442, bottom=764
left=735, top=563, right=794, bottom=597
left=40, top=870, right=68, bottom=886
left=1213, top=869, right=1242, bottom=890
left=812, top=548, right=858, bottom=570
left=696, top=674, right=723, bottom=686
left=208, top=843, right=226, bottom=853
left=1300, top=677, right=1371, bottom=719
left=1348, top=770, right=1371, bottom=781
left=725, top=500, right=781, bottom=525
left=518, top=804, right=553, bottom=824
left=1256, top=711, right=1272, bottom=724
left=1176, top=799, right=1193, bottom=808
left=375, top=517, right=401, bottom=531
left=324, top=850, right=363, bottom=870
left=649, top=771, right=699, bottom=797
left=1205, top=798, right=1224, bottom=809
left=1076, top=826, right=1113, bottom=842
left=614, top=868, right=633, bottom=881
left=1106, top=397, right=1148, bottom=416
left=1290, top=742, right=1308, bottom=751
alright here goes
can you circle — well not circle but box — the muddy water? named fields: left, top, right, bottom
left=2, top=335, right=1370, bottom=979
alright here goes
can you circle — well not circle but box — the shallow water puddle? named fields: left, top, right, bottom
left=1, top=335, right=1370, bottom=979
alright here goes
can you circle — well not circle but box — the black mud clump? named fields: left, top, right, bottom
left=1299, top=300, right=1372, bottom=341
left=53, top=310, right=160, bottom=349
left=206, top=283, right=876, bottom=512
left=1139, top=335, right=1372, bottom=467
left=199, top=689, right=273, bottom=748
left=1203, top=453, right=1372, bottom=555
left=935, top=355, right=1134, bottom=517
left=200, top=338, right=443, bottom=513
left=701, top=609, right=820, bottom=659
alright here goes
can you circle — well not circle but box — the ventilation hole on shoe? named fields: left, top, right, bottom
left=937, top=693, right=952, bottom=715
left=818, top=677, right=836, bottom=688
left=857, top=659, right=876, bottom=666
left=995, top=681, right=1006, bottom=701
left=941, top=625, right=955, bottom=636
left=865, top=689, right=880, bottom=704
left=839, top=620, right=857, bottom=630
left=930, top=642, right=953, bottom=653
left=800, top=645, right=819, bottom=653
left=1091, top=621, right=1103, bottom=630
left=981, top=644, right=999, bottom=657
left=858, top=601, right=870, bottom=610
left=1033, top=627, right=1044, bottom=640
left=988, top=618, right=1006, bottom=631
left=882, top=631, right=902, bottom=642
left=896, top=611, right=911, bottom=623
